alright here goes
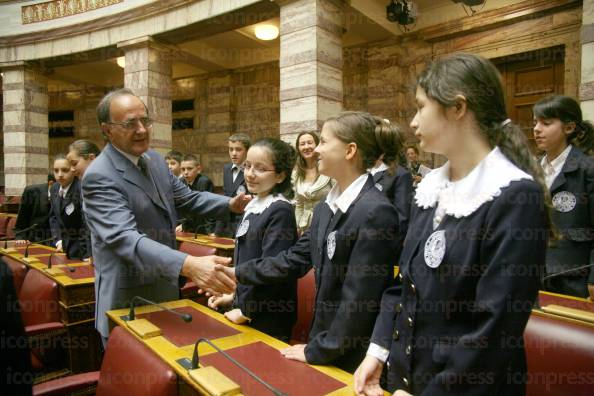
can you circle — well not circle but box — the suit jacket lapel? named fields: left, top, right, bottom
left=550, top=146, right=579, bottom=193
left=316, top=204, right=333, bottom=252
left=106, top=144, right=168, bottom=212
left=232, top=170, right=245, bottom=193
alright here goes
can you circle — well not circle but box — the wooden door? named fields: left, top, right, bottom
left=494, top=46, right=565, bottom=152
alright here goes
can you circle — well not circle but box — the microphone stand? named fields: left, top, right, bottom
left=24, top=236, right=55, bottom=258
left=189, top=338, right=287, bottom=396
left=121, top=296, right=193, bottom=322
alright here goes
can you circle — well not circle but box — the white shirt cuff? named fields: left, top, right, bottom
left=367, top=343, right=389, bottom=363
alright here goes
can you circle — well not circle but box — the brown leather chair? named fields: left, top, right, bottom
left=6, top=215, right=17, bottom=238
left=33, top=326, right=178, bottom=396
left=290, top=268, right=316, bottom=345
left=3, top=256, right=28, bottom=295
left=524, top=313, right=594, bottom=396
left=18, top=268, right=66, bottom=371
left=0, top=214, right=10, bottom=237
left=178, top=242, right=217, bottom=302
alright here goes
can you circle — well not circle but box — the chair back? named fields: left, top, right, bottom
left=18, top=269, right=60, bottom=327
left=3, top=256, right=28, bottom=295
left=96, top=326, right=177, bottom=396
left=290, top=268, right=316, bottom=344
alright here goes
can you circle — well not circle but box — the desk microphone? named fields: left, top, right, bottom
left=47, top=251, right=55, bottom=269
left=24, top=236, right=54, bottom=258
left=122, top=296, right=193, bottom=322
left=191, top=338, right=287, bottom=396
left=12, top=222, right=39, bottom=243
left=542, top=263, right=594, bottom=281
left=0, top=236, right=12, bottom=249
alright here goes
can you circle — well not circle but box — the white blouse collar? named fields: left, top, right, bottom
left=243, top=194, right=290, bottom=217
left=414, top=147, right=532, bottom=218
left=368, top=162, right=389, bottom=176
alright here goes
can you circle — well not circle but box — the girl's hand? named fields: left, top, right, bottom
left=280, top=344, right=307, bottom=363
left=223, top=308, right=249, bottom=324
left=394, top=390, right=413, bottom=396
left=354, top=355, right=384, bottom=396
left=208, top=293, right=234, bottom=310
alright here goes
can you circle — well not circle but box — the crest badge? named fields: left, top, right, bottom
left=327, top=231, right=337, bottom=260
left=424, top=230, right=446, bottom=269
left=552, top=191, right=576, bottom=213
left=236, top=219, right=250, bottom=238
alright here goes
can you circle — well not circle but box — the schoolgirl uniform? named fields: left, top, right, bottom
left=236, top=174, right=399, bottom=372
left=368, top=147, right=548, bottom=395
left=542, top=145, right=594, bottom=297
left=370, top=162, right=413, bottom=256
left=49, top=177, right=87, bottom=259
left=233, top=194, right=299, bottom=341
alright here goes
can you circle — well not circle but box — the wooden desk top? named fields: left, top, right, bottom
left=176, top=232, right=235, bottom=251
left=0, top=244, right=95, bottom=286
left=535, top=290, right=594, bottom=327
left=107, top=299, right=356, bottom=395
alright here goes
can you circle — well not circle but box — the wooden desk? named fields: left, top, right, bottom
left=536, top=290, right=594, bottom=326
left=107, top=299, right=355, bottom=395
left=177, top=232, right=235, bottom=258
left=0, top=243, right=101, bottom=372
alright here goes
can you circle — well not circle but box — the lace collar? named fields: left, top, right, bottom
left=243, top=194, right=290, bottom=217
left=415, top=147, right=532, bottom=218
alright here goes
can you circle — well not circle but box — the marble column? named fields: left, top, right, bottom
left=118, top=37, right=173, bottom=155
left=581, top=0, right=594, bottom=119
left=279, top=0, right=344, bottom=144
left=1, top=62, right=48, bottom=196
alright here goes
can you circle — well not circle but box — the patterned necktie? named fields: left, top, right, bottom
left=138, top=156, right=150, bottom=178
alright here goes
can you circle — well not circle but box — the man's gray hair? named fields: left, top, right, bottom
left=96, top=88, right=138, bottom=125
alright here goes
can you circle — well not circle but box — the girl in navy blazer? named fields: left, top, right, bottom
left=49, top=155, right=87, bottom=260
left=354, top=54, right=550, bottom=396
left=209, top=138, right=299, bottom=342
left=533, top=95, right=594, bottom=298
left=368, top=118, right=413, bottom=258
left=230, top=112, right=401, bottom=372
left=67, top=139, right=101, bottom=260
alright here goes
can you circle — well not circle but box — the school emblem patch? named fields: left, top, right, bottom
left=327, top=231, right=337, bottom=260
left=236, top=219, right=249, bottom=238
left=424, top=230, right=446, bottom=269
left=552, top=191, right=576, bottom=213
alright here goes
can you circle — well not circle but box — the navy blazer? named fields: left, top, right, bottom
left=236, top=175, right=398, bottom=372
left=215, top=163, right=247, bottom=237
left=182, top=174, right=215, bottom=234
left=14, top=183, right=52, bottom=243
left=545, top=146, right=594, bottom=296
left=234, top=200, right=298, bottom=341
left=373, top=166, right=413, bottom=258
left=49, top=178, right=87, bottom=259
left=371, top=180, right=548, bottom=395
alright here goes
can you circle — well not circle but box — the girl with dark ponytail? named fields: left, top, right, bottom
left=355, top=53, right=550, bottom=396
left=368, top=117, right=412, bottom=257
left=533, top=95, right=594, bottom=298
left=231, top=111, right=400, bottom=372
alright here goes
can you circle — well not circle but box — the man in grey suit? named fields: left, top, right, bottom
left=82, top=88, right=244, bottom=341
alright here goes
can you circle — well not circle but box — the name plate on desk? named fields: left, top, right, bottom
left=541, top=304, right=594, bottom=324
left=189, top=366, right=241, bottom=396
left=126, top=319, right=162, bottom=339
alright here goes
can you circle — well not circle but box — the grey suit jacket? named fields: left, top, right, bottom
left=82, top=143, right=230, bottom=337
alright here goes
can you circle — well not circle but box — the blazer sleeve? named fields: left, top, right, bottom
left=393, top=169, right=413, bottom=249
left=586, top=161, right=594, bottom=285
left=236, top=204, right=298, bottom=318
left=48, top=186, right=61, bottom=243
left=236, top=228, right=313, bottom=285
left=14, top=187, right=34, bottom=239
left=370, top=281, right=403, bottom=349
left=82, top=170, right=188, bottom=282
left=303, top=203, right=397, bottom=365
left=421, top=181, right=547, bottom=396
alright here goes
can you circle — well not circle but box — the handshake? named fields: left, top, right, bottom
left=181, top=255, right=237, bottom=296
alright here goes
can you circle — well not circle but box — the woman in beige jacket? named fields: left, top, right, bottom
left=292, top=131, right=334, bottom=232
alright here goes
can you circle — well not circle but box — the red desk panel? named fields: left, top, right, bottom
left=201, top=341, right=345, bottom=395
left=139, top=306, right=240, bottom=347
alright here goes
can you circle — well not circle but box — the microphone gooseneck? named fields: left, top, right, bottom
left=126, top=296, right=193, bottom=323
